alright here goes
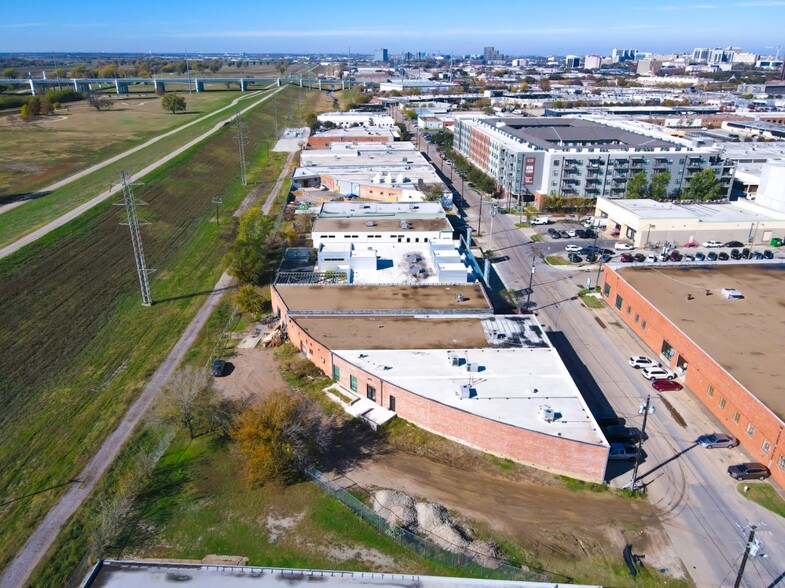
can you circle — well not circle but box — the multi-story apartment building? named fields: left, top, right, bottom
left=453, top=117, right=733, bottom=209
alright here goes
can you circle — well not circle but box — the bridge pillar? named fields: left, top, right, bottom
left=114, top=80, right=129, bottom=95
left=299, top=77, right=303, bottom=88
left=153, top=79, right=165, bottom=94
left=342, top=80, right=345, bottom=90
left=240, top=78, right=247, bottom=92
left=318, top=79, right=322, bottom=91
left=195, top=80, right=204, bottom=92
left=276, top=78, right=281, bottom=87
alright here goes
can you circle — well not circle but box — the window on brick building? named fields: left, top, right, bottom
left=615, top=295, right=623, bottom=310
left=762, top=440, right=771, bottom=455
left=634, top=313, right=639, bottom=323
left=747, top=423, right=755, bottom=438
left=641, top=320, right=647, bottom=329
left=350, top=375, right=357, bottom=392
left=333, top=365, right=340, bottom=380
left=626, top=305, right=631, bottom=315
left=661, top=340, right=675, bottom=361
left=719, top=396, right=726, bottom=409
left=732, top=410, right=740, bottom=424
left=707, top=384, right=714, bottom=397
left=389, top=395, right=396, bottom=411
left=367, top=384, right=377, bottom=402
left=779, top=455, right=785, bottom=471
left=603, top=284, right=610, bottom=297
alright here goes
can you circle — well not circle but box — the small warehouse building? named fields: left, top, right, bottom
left=271, top=284, right=611, bottom=483
left=600, top=263, right=785, bottom=486
left=593, top=197, right=785, bottom=247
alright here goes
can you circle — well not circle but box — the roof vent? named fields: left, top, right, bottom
left=538, top=405, right=556, bottom=423
left=458, top=384, right=472, bottom=399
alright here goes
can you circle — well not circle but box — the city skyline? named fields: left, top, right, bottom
left=2, top=0, right=785, bottom=55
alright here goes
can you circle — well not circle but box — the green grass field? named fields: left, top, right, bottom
left=738, top=483, right=785, bottom=518
left=0, top=91, right=248, bottom=197
left=0, top=89, right=277, bottom=248
left=0, top=85, right=332, bottom=573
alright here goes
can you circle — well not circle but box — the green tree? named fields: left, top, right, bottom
left=424, top=184, right=444, bottom=202
left=305, top=112, right=319, bottom=132
left=538, top=78, right=551, bottom=91
left=161, top=93, right=186, bottom=114
left=158, top=366, right=215, bottom=439
left=229, top=209, right=276, bottom=284
left=625, top=171, right=648, bottom=199
left=237, top=209, right=273, bottom=242
left=685, top=169, right=723, bottom=201
left=235, top=284, right=267, bottom=314
left=2, top=67, right=18, bottom=79
left=649, top=172, right=671, bottom=201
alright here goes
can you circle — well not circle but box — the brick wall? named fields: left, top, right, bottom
left=602, top=267, right=785, bottom=485
left=285, top=315, right=609, bottom=483
left=307, top=135, right=389, bottom=148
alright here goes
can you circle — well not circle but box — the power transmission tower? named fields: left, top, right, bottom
left=117, top=172, right=154, bottom=306
left=234, top=107, right=248, bottom=186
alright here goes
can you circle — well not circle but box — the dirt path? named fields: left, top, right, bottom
left=337, top=450, right=681, bottom=575
left=0, top=89, right=271, bottom=216
left=0, top=273, right=234, bottom=588
left=0, top=86, right=286, bottom=261
left=262, top=150, right=297, bottom=215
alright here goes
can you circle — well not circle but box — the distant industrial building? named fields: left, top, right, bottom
left=453, top=116, right=732, bottom=208
left=601, top=263, right=785, bottom=487
left=307, top=126, right=400, bottom=148
left=379, top=79, right=457, bottom=94
left=564, top=55, right=581, bottom=68
left=374, top=48, right=389, bottom=62
left=316, top=111, right=396, bottom=128
left=307, top=201, right=471, bottom=285
left=293, top=142, right=449, bottom=204
left=592, top=197, right=785, bottom=247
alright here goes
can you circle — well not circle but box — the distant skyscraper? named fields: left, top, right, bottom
left=484, top=46, right=504, bottom=63
left=611, top=48, right=637, bottom=63
left=374, top=48, right=388, bottom=62
left=564, top=55, right=581, bottom=68
left=584, top=55, right=602, bottom=70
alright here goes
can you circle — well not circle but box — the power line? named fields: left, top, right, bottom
left=116, top=172, right=154, bottom=306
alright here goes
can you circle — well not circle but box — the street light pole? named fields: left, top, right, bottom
left=489, top=204, right=498, bottom=250
left=212, top=195, right=223, bottom=225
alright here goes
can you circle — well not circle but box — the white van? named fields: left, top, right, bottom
left=530, top=216, right=551, bottom=225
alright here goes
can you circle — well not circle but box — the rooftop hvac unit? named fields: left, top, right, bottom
left=538, top=405, right=556, bottom=423
left=400, top=221, right=410, bottom=229
left=466, top=362, right=479, bottom=373
left=459, top=384, right=471, bottom=399
left=455, top=293, right=465, bottom=303
left=365, top=221, right=376, bottom=227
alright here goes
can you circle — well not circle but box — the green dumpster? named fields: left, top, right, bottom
left=770, top=237, right=783, bottom=247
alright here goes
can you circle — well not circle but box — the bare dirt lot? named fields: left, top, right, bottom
left=212, top=346, right=289, bottom=400
left=336, top=451, right=682, bottom=579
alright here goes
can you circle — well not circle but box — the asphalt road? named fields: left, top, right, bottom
left=416, top=130, right=785, bottom=588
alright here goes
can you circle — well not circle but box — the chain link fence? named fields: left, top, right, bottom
left=304, top=467, right=549, bottom=583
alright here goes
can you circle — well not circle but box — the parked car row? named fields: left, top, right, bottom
left=547, top=227, right=598, bottom=240
left=616, top=248, right=775, bottom=264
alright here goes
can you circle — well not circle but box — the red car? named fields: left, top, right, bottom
left=652, top=379, right=683, bottom=392
left=620, top=253, right=634, bottom=262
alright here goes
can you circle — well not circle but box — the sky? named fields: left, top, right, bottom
left=2, top=0, right=785, bottom=57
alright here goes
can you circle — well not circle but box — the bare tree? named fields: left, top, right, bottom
left=87, top=94, right=114, bottom=111
left=158, top=366, right=214, bottom=439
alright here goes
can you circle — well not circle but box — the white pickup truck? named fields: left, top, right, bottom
left=530, top=216, right=551, bottom=225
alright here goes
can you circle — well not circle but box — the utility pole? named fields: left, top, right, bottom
left=234, top=107, right=248, bottom=186
left=117, top=172, right=154, bottom=306
left=212, top=195, right=223, bottom=225
left=488, top=204, right=498, bottom=251
left=734, top=526, right=758, bottom=588
left=629, top=394, right=652, bottom=492
left=185, top=48, right=192, bottom=94
left=525, top=253, right=536, bottom=310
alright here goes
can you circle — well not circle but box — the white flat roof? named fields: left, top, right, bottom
left=600, top=198, right=785, bottom=223
left=343, top=243, right=468, bottom=285
left=334, top=323, right=606, bottom=446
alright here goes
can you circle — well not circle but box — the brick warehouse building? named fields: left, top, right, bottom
left=271, top=283, right=611, bottom=483
left=601, top=263, right=785, bottom=486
